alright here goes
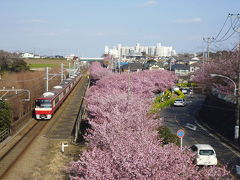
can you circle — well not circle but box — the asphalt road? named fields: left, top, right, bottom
left=161, top=94, right=240, bottom=178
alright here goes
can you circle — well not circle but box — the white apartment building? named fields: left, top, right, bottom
left=105, top=43, right=176, bottom=58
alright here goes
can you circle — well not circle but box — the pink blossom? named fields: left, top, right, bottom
left=68, top=62, right=231, bottom=179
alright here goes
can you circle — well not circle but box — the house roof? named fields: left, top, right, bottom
left=149, top=62, right=165, bottom=68
left=171, top=64, right=190, bottom=71
left=121, top=62, right=143, bottom=70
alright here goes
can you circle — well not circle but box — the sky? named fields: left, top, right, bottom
left=0, top=0, right=239, bottom=57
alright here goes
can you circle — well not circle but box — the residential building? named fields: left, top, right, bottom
left=21, top=52, right=34, bottom=58
left=171, top=64, right=190, bottom=76
left=105, top=43, right=176, bottom=59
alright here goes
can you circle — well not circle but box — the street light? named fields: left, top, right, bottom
left=210, top=73, right=239, bottom=143
left=210, top=74, right=237, bottom=96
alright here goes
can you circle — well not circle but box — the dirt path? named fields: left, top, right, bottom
left=3, top=131, right=85, bottom=180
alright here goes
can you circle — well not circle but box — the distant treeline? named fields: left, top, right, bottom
left=0, top=50, right=29, bottom=72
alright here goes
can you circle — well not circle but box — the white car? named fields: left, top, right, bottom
left=190, top=144, right=218, bottom=166
left=181, top=88, right=189, bottom=94
left=172, top=86, right=180, bottom=91
left=173, top=98, right=185, bottom=106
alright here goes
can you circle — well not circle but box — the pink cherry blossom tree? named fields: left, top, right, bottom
left=68, top=62, right=231, bottom=179
left=89, top=61, right=112, bottom=81
left=193, top=53, right=239, bottom=94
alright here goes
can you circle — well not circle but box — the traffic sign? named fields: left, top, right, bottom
left=177, top=129, right=185, bottom=138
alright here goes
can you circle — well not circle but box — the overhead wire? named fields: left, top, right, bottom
left=214, top=15, right=239, bottom=42
left=214, top=15, right=230, bottom=40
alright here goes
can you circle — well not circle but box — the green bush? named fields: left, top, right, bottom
left=150, top=89, right=185, bottom=113
left=0, top=57, right=29, bottom=72
left=158, top=126, right=180, bottom=146
left=154, top=90, right=172, bottom=103
left=176, top=82, right=196, bottom=87
left=175, top=90, right=185, bottom=98
left=0, top=100, right=12, bottom=131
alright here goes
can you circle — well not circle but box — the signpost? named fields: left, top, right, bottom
left=177, top=129, right=185, bottom=150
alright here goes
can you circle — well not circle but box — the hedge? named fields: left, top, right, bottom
left=150, top=89, right=185, bottom=113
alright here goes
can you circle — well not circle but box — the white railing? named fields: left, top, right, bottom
left=0, top=128, right=10, bottom=143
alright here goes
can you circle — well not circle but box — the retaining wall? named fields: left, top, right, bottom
left=199, top=95, right=236, bottom=141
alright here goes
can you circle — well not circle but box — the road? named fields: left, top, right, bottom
left=161, top=94, right=240, bottom=178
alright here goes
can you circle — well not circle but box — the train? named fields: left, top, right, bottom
left=34, top=72, right=81, bottom=120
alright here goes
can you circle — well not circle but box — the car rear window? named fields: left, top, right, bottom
left=199, top=150, right=214, bottom=155
left=175, top=99, right=183, bottom=102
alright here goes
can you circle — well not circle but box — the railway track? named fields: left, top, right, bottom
left=0, top=121, right=47, bottom=178
left=0, top=73, right=89, bottom=179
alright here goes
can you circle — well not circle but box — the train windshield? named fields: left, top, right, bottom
left=35, top=99, right=52, bottom=108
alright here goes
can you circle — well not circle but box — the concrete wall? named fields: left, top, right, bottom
left=199, top=95, right=236, bottom=141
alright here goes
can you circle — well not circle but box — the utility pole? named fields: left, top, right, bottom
left=118, top=57, right=121, bottom=73
left=203, top=37, right=214, bottom=61
left=61, top=63, right=64, bottom=82
left=236, top=23, right=240, bottom=143
left=236, top=64, right=240, bottom=143
left=46, top=67, right=49, bottom=92
left=127, top=67, right=131, bottom=100
left=232, top=13, right=240, bottom=143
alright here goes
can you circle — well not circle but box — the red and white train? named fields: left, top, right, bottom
left=35, top=73, right=81, bottom=120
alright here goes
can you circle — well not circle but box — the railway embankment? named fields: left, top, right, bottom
left=0, top=73, right=89, bottom=179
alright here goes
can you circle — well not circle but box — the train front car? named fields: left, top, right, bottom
left=35, top=92, right=54, bottom=120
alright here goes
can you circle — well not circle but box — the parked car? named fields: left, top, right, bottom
left=172, top=86, right=180, bottom=91
left=180, top=87, right=189, bottom=94
left=190, top=144, right=218, bottom=166
left=173, top=98, right=186, bottom=106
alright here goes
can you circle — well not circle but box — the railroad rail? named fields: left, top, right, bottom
left=0, top=73, right=89, bottom=179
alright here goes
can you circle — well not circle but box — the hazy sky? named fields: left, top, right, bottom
left=0, top=0, right=239, bottom=57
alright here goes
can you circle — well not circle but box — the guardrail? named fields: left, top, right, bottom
left=0, top=128, right=9, bottom=143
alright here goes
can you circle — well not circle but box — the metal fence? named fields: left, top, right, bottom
left=211, top=88, right=236, bottom=104
left=0, top=128, right=10, bottom=143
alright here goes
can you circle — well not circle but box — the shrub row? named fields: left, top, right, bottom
left=150, top=89, right=185, bottom=113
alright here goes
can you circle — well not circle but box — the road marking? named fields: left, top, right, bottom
left=185, top=123, right=197, bottom=131
left=195, top=120, right=240, bottom=157
left=174, top=117, right=198, bottom=144
left=172, top=95, right=238, bottom=178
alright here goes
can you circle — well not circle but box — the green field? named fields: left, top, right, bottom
left=25, top=58, right=69, bottom=69
left=29, top=64, right=59, bottom=68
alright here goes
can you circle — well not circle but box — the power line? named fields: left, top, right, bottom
left=214, top=13, right=240, bottom=43
left=214, top=15, right=230, bottom=40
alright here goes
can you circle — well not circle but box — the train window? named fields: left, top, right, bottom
left=35, top=99, right=52, bottom=108
left=55, top=96, right=59, bottom=104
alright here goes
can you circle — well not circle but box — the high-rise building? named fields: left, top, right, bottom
left=105, top=43, right=176, bottom=58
